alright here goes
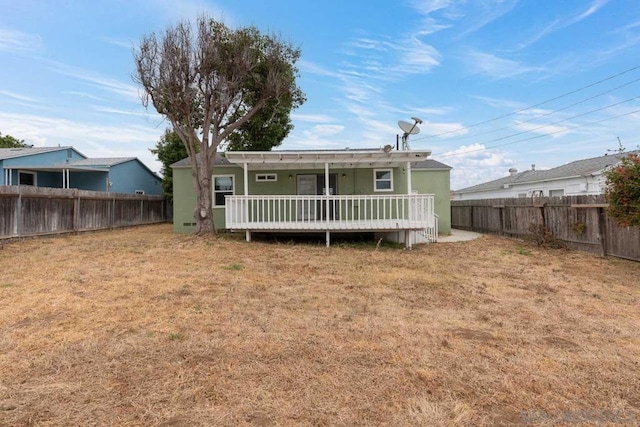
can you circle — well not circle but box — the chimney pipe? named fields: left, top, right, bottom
left=531, top=164, right=536, bottom=171
left=508, top=168, right=518, bottom=176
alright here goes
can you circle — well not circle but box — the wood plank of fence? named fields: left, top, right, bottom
left=451, top=195, right=639, bottom=262
left=0, top=186, right=167, bottom=239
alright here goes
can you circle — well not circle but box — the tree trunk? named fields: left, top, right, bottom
left=192, top=158, right=215, bottom=235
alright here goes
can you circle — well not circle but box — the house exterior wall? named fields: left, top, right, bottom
left=454, top=174, right=605, bottom=201
left=69, top=171, right=109, bottom=191
left=0, top=148, right=86, bottom=185
left=172, top=164, right=450, bottom=234
left=412, top=169, right=451, bottom=234
left=108, top=160, right=162, bottom=195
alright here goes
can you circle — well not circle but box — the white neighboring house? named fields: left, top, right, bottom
left=453, top=152, right=633, bottom=200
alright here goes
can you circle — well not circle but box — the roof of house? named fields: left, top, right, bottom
left=455, top=151, right=632, bottom=194
left=172, top=150, right=451, bottom=170
left=70, top=158, right=136, bottom=167
left=412, top=159, right=452, bottom=170
left=0, top=146, right=79, bottom=161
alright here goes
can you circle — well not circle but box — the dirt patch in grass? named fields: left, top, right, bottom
left=0, top=224, right=639, bottom=426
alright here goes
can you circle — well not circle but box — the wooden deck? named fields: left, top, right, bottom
left=225, top=194, right=438, bottom=246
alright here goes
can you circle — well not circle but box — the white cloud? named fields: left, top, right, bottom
left=438, top=143, right=516, bottom=189
left=291, top=113, right=334, bottom=123
left=456, top=0, right=520, bottom=38
left=410, top=0, right=454, bottom=15
left=298, top=60, right=342, bottom=78
left=464, top=51, right=544, bottom=79
left=570, top=0, right=610, bottom=25
left=146, top=0, right=232, bottom=25
left=472, top=96, right=526, bottom=110
left=0, top=112, right=155, bottom=145
left=421, top=121, right=467, bottom=137
left=47, top=61, right=141, bottom=102
left=62, top=91, right=106, bottom=101
left=346, top=38, right=391, bottom=52
left=512, top=121, right=570, bottom=137
left=0, top=112, right=162, bottom=172
left=310, top=125, right=344, bottom=136
left=393, top=37, right=441, bottom=74
left=0, top=90, right=39, bottom=103
left=93, top=106, right=161, bottom=119
left=515, top=0, right=611, bottom=49
left=100, top=36, right=135, bottom=49
left=0, top=28, right=41, bottom=52
left=392, top=105, right=453, bottom=116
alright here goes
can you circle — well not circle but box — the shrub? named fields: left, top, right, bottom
left=604, top=153, right=640, bottom=227
left=527, top=223, right=565, bottom=249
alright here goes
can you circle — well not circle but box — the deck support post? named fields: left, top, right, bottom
left=326, top=230, right=330, bottom=247
left=404, top=230, right=412, bottom=250
left=243, top=163, right=249, bottom=196
left=406, top=161, right=413, bottom=247
left=324, top=162, right=330, bottom=223
left=243, top=162, right=249, bottom=237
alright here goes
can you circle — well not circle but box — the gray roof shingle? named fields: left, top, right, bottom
left=0, top=147, right=72, bottom=161
left=455, top=151, right=634, bottom=193
left=69, top=158, right=136, bottom=167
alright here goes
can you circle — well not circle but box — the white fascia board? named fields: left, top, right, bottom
left=224, top=150, right=431, bottom=166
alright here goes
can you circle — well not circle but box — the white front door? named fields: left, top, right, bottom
left=297, top=174, right=317, bottom=220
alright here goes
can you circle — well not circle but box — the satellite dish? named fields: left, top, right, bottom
left=383, top=144, right=393, bottom=153
left=398, top=121, right=421, bottom=135
left=397, top=117, right=423, bottom=150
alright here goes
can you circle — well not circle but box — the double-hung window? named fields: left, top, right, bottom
left=373, top=169, right=393, bottom=192
left=213, top=175, right=234, bottom=207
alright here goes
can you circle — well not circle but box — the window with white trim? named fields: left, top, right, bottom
left=135, top=190, right=145, bottom=195
left=19, top=171, right=36, bottom=186
left=213, top=175, right=234, bottom=207
left=255, top=173, right=277, bottom=182
left=549, top=189, right=564, bottom=197
left=373, top=169, right=393, bottom=191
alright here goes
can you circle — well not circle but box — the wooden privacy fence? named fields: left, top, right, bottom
left=0, top=186, right=167, bottom=239
left=452, top=195, right=640, bottom=262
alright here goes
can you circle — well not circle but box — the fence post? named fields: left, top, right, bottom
left=597, top=207, right=608, bottom=256
left=111, top=194, right=116, bottom=229
left=73, top=189, right=80, bottom=232
left=16, top=187, right=22, bottom=237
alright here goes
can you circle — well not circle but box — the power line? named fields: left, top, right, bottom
left=437, top=108, right=640, bottom=158
left=424, top=77, right=640, bottom=145
left=412, top=63, right=640, bottom=142
left=435, top=95, right=640, bottom=150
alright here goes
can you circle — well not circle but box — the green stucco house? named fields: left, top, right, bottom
left=171, top=148, right=451, bottom=248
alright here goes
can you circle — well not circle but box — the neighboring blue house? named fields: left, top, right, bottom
left=0, top=146, right=162, bottom=195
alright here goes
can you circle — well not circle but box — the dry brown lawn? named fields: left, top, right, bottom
left=0, top=224, right=639, bottom=426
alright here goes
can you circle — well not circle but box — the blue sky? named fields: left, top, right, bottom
left=1, top=0, right=640, bottom=189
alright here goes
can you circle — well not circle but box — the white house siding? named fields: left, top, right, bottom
left=454, top=174, right=606, bottom=200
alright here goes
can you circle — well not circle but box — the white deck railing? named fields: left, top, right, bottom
left=225, top=194, right=437, bottom=234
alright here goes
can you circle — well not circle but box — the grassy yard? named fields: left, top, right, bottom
left=0, top=224, right=639, bottom=426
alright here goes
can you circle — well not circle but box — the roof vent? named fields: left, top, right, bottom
left=509, top=168, right=518, bottom=176
left=531, top=164, right=536, bottom=171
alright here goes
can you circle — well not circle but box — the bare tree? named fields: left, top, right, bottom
left=134, top=16, right=303, bottom=234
